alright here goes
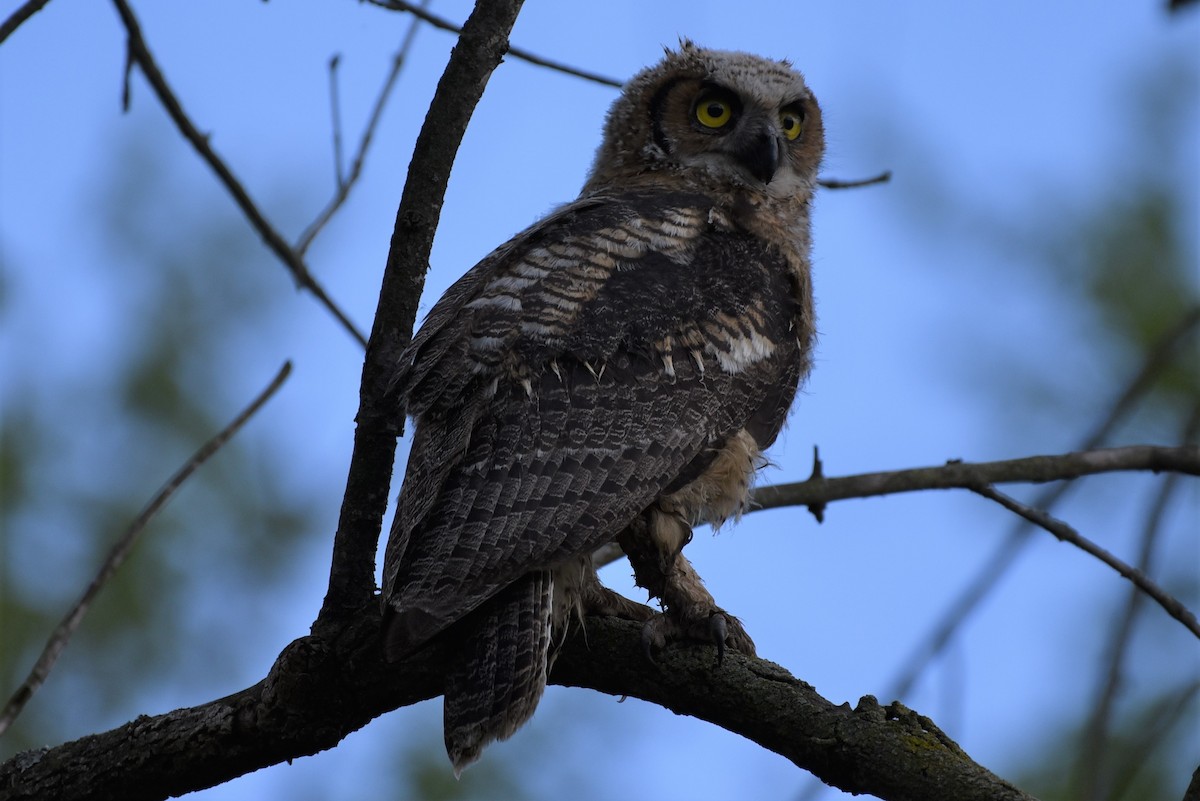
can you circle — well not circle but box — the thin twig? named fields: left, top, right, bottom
left=328, top=54, right=346, bottom=188
left=818, top=170, right=892, bottom=190
left=0, top=362, right=293, bottom=736
left=110, top=0, right=367, bottom=347
left=295, top=1, right=428, bottom=256
left=0, top=0, right=52, bottom=44
left=886, top=304, right=1200, bottom=700
left=1110, top=680, right=1200, bottom=801
left=1078, top=403, right=1200, bottom=801
left=751, top=444, right=1200, bottom=513
left=970, top=484, right=1200, bottom=639
left=364, top=0, right=623, bottom=88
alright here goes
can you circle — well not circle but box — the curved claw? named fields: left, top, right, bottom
left=641, top=623, right=658, bottom=663
left=709, top=613, right=728, bottom=666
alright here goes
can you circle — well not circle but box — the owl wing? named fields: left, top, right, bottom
left=382, top=189, right=807, bottom=659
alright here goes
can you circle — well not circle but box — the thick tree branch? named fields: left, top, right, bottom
left=0, top=613, right=1036, bottom=801
left=110, top=0, right=367, bottom=346
left=751, top=444, right=1199, bottom=515
left=317, top=0, right=526, bottom=624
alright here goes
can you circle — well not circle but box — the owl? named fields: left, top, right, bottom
left=381, top=40, right=825, bottom=772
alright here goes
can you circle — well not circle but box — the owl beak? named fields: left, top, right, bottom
left=732, top=126, right=780, bottom=185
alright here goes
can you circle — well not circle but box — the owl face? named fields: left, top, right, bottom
left=584, top=41, right=825, bottom=202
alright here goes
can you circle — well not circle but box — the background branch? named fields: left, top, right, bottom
left=885, top=306, right=1200, bottom=699
left=110, top=0, right=367, bottom=346
left=1078, top=404, right=1200, bottom=799
left=818, top=170, right=892, bottom=189
left=0, top=0, right=52, bottom=44
left=363, top=0, right=623, bottom=87
left=970, top=484, right=1200, bottom=638
left=294, top=1, right=430, bottom=256
left=0, top=361, right=292, bottom=736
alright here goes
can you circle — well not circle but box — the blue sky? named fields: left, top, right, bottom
left=2, top=2, right=1198, bottom=799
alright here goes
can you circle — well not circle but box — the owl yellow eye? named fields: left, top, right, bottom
left=779, top=107, right=804, bottom=141
left=694, top=95, right=734, bottom=129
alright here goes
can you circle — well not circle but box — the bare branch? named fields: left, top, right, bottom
left=363, top=0, right=623, bottom=88
left=0, top=614, right=1037, bottom=801
left=295, top=1, right=428, bottom=256
left=970, top=484, right=1200, bottom=639
left=818, top=170, right=892, bottom=190
left=751, top=444, right=1200, bottom=514
left=109, top=0, right=367, bottom=347
left=328, top=54, right=346, bottom=188
left=1079, top=404, right=1200, bottom=800
left=0, top=362, right=292, bottom=737
left=887, top=305, right=1200, bottom=699
left=0, top=0, right=52, bottom=44
left=317, top=0, right=527, bottom=624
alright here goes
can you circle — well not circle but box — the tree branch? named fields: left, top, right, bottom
left=818, top=170, right=892, bottom=190
left=363, top=0, right=623, bottom=87
left=316, top=0, right=527, bottom=624
left=109, top=0, right=367, bottom=346
left=294, top=1, right=429, bottom=257
left=1079, top=404, right=1200, bottom=799
left=0, top=613, right=1037, bottom=801
left=970, top=484, right=1200, bottom=639
left=0, top=0, right=52, bottom=44
left=885, top=305, right=1200, bottom=700
left=0, top=362, right=292, bottom=736
left=751, top=444, right=1200, bottom=515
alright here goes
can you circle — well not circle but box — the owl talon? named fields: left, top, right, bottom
left=641, top=615, right=669, bottom=662
left=637, top=608, right=753, bottom=665
left=709, top=613, right=728, bottom=665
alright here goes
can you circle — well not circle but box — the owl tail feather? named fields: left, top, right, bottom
left=444, top=570, right=554, bottom=776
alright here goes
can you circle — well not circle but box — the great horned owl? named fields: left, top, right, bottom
left=381, top=40, right=825, bottom=772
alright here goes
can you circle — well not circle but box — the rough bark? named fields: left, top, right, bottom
left=0, top=611, right=1036, bottom=801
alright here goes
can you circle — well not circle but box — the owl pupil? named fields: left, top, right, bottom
left=706, top=103, right=724, bottom=117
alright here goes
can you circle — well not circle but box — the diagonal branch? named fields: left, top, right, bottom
left=886, top=305, right=1200, bottom=699
left=109, top=0, right=367, bottom=347
left=0, top=361, right=292, bottom=737
left=316, top=0, right=527, bottom=624
left=970, top=484, right=1200, bottom=639
left=1078, top=404, right=1200, bottom=800
left=0, top=613, right=1038, bottom=801
left=0, top=0, right=52, bottom=44
left=363, top=0, right=622, bottom=87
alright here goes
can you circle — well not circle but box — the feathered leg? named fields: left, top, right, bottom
left=617, top=507, right=755, bottom=661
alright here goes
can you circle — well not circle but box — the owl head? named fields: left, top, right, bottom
left=582, top=40, right=825, bottom=202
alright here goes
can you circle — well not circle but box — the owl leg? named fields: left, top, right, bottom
left=617, top=508, right=755, bottom=663
left=579, top=565, right=657, bottom=622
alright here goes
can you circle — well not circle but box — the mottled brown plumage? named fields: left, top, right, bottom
left=381, top=40, right=825, bottom=772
